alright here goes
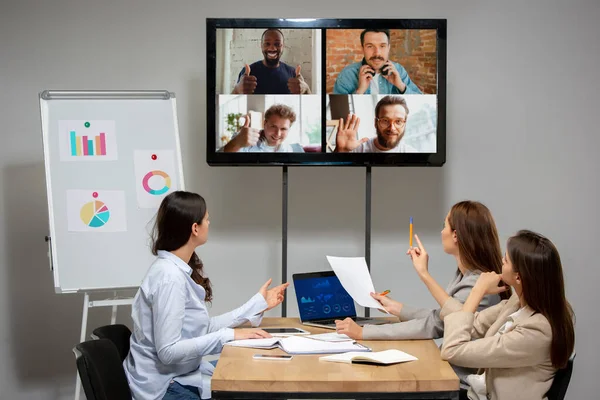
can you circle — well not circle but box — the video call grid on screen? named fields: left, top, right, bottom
left=206, top=19, right=446, bottom=166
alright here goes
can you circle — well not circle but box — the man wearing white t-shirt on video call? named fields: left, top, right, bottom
left=335, top=95, right=417, bottom=153
left=221, top=104, right=305, bottom=153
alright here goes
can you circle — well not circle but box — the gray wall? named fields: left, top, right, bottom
left=1, top=0, right=598, bottom=399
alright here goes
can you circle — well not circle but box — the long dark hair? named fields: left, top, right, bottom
left=507, top=230, right=575, bottom=369
left=448, top=201, right=511, bottom=300
left=151, top=191, right=213, bottom=302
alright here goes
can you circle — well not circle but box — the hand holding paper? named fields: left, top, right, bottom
left=326, top=256, right=389, bottom=313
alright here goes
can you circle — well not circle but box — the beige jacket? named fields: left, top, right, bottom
left=440, top=293, right=556, bottom=400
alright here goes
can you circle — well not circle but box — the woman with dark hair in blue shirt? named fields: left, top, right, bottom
left=124, top=191, right=289, bottom=400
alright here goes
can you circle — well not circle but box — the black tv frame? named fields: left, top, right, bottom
left=206, top=18, right=447, bottom=167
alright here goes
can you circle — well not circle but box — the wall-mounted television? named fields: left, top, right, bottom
left=206, top=18, right=446, bottom=166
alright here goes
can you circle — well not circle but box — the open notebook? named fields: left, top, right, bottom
left=319, top=349, right=418, bottom=365
left=225, top=335, right=371, bottom=355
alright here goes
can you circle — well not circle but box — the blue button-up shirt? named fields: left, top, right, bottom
left=124, top=250, right=267, bottom=399
left=333, top=61, right=423, bottom=95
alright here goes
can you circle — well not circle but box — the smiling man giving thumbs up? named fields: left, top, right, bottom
left=232, top=28, right=311, bottom=95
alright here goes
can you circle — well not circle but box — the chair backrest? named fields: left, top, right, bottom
left=92, top=324, right=132, bottom=362
left=73, top=339, right=132, bottom=400
left=546, top=353, right=576, bottom=400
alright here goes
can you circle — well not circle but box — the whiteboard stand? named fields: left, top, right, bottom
left=74, top=291, right=134, bottom=400
left=38, top=90, right=184, bottom=400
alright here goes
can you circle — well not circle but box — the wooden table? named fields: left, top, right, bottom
left=212, top=317, right=459, bottom=399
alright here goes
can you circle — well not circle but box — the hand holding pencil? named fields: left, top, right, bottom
left=370, top=291, right=403, bottom=316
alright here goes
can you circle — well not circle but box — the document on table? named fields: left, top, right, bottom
left=326, top=256, right=389, bottom=312
left=307, top=332, right=353, bottom=342
left=225, top=335, right=371, bottom=354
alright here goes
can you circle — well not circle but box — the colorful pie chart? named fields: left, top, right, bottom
left=80, top=200, right=110, bottom=228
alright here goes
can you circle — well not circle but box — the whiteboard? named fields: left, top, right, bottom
left=40, top=90, right=185, bottom=293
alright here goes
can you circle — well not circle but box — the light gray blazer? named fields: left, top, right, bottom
left=362, top=269, right=502, bottom=384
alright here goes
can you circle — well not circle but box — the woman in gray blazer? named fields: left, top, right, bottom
left=440, top=230, right=575, bottom=400
left=335, top=201, right=510, bottom=390
left=336, top=201, right=509, bottom=339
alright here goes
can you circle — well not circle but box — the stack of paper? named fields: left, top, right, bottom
left=225, top=335, right=371, bottom=355
left=320, top=349, right=418, bottom=365
left=307, top=332, right=353, bottom=342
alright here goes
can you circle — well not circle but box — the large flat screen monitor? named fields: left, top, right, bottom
left=207, top=18, right=446, bottom=166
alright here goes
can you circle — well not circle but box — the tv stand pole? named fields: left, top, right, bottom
left=365, top=166, right=372, bottom=318
left=281, top=166, right=288, bottom=317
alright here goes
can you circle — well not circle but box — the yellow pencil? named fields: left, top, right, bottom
left=409, top=217, right=413, bottom=247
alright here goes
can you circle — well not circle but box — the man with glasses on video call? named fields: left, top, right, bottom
left=333, top=29, right=422, bottom=95
left=232, top=28, right=311, bottom=95
left=335, top=95, right=417, bottom=153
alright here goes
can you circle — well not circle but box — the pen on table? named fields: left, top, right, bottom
left=379, top=290, right=391, bottom=296
left=409, top=217, right=413, bottom=247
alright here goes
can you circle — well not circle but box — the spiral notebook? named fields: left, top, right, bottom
left=225, top=335, right=371, bottom=355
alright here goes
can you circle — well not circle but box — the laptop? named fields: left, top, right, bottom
left=292, top=271, right=389, bottom=330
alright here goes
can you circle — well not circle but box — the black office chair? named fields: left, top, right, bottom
left=546, top=352, right=576, bottom=400
left=73, top=338, right=132, bottom=400
left=92, top=324, right=132, bottom=362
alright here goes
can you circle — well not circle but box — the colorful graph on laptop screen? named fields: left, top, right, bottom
left=294, top=275, right=356, bottom=321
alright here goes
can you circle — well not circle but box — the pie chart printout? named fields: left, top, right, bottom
left=80, top=200, right=110, bottom=228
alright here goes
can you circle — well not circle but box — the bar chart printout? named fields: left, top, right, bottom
left=58, top=120, right=118, bottom=161
left=70, top=130, right=107, bottom=156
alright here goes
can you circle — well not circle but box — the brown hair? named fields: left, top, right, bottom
left=360, top=29, right=390, bottom=46
left=448, top=201, right=511, bottom=300
left=264, top=103, right=296, bottom=124
left=375, top=95, right=409, bottom=119
left=151, top=191, right=213, bottom=303
left=507, top=230, right=575, bottom=369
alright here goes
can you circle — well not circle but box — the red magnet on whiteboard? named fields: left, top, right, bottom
left=151, top=154, right=157, bottom=160
left=92, top=192, right=98, bottom=198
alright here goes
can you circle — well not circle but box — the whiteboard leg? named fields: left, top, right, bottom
left=80, top=292, right=89, bottom=342
left=75, top=292, right=89, bottom=400
left=110, top=291, right=118, bottom=324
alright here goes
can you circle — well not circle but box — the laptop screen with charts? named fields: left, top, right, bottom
left=292, top=271, right=388, bottom=330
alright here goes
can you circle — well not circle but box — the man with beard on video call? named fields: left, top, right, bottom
left=333, top=29, right=422, bottom=95
left=232, top=28, right=311, bottom=95
left=335, top=95, right=417, bottom=153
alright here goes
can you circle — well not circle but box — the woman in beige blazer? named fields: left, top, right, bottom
left=440, top=230, right=575, bottom=400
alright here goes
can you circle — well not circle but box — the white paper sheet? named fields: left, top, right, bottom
left=226, top=336, right=370, bottom=354
left=326, top=256, right=388, bottom=311
left=307, top=332, right=353, bottom=342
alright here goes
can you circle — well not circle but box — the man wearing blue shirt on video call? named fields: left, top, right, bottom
left=233, top=29, right=311, bottom=95
left=333, top=29, right=422, bottom=95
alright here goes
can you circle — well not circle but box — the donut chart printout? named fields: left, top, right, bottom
left=133, top=150, right=178, bottom=208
